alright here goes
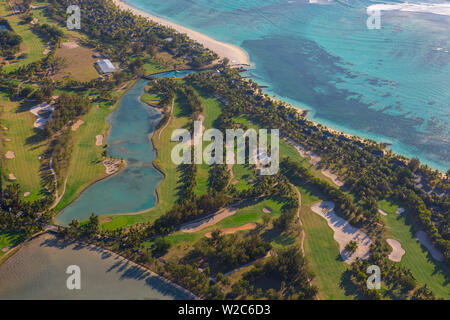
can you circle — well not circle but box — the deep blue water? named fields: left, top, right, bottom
left=125, top=0, right=450, bottom=171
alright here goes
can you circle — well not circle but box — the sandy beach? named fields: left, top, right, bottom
left=112, top=0, right=250, bottom=66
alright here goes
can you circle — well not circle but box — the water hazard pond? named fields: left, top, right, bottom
left=56, top=79, right=162, bottom=224
left=57, top=71, right=199, bottom=224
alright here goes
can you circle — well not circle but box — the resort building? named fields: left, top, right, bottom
left=95, top=59, right=116, bottom=74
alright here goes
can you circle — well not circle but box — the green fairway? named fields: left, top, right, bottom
left=165, top=197, right=284, bottom=245
left=231, top=164, right=255, bottom=192
left=1, top=4, right=46, bottom=73
left=193, top=88, right=223, bottom=196
left=379, top=200, right=449, bottom=299
left=0, top=230, right=25, bottom=258
left=298, top=185, right=355, bottom=300
left=54, top=104, right=113, bottom=211
left=0, top=97, right=48, bottom=200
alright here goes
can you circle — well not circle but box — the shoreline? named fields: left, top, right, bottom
left=112, top=0, right=250, bottom=66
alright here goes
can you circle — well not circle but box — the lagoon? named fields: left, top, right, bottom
left=0, top=233, right=193, bottom=299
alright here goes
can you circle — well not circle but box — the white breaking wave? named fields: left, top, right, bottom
left=367, top=2, right=450, bottom=16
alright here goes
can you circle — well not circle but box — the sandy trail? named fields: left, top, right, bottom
left=204, top=223, right=257, bottom=238
left=416, top=231, right=444, bottom=262
left=112, top=0, right=249, bottom=66
left=5, top=151, right=15, bottom=159
left=180, top=206, right=238, bottom=233
left=293, top=186, right=305, bottom=255
left=386, top=238, right=405, bottom=262
left=311, top=201, right=372, bottom=264
left=157, top=99, right=174, bottom=141
left=378, top=209, right=388, bottom=216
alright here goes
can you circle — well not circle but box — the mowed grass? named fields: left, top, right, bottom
left=54, top=104, right=112, bottom=212
left=0, top=230, right=25, bottom=258
left=194, top=89, right=223, bottom=196
left=1, top=4, right=46, bottom=72
left=164, top=198, right=283, bottom=246
left=0, top=97, right=48, bottom=200
left=231, top=164, right=255, bottom=192
left=379, top=200, right=449, bottom=299
left=298, top=184, right=355, bottom=300
left=101, top=94, right=190, bottom=230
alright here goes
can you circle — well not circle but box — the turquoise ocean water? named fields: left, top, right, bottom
left=125, top=0, right=450, bottom=171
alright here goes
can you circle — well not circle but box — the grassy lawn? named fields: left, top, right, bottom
left=379, top=200, right=449, bottom=299
left=163, top=197, right=283, bottom=246
left=297, top=184, right=355, bottom=300
left=54, top=103, right=113, bottom=211
left=193, top=89, right=223, bottom=196
left=0, top=97, right=48, bottom=200
left=0, top=230, right=25, bottom=258
left=1, top=3, right=46, bottom=73
left=231, top=164, right=255, bottom=191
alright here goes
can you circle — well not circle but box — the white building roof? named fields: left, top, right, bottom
left=96, top=59, right=116, bottom=73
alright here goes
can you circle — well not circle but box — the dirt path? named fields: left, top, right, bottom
left=293, top=186, right=305, bottom=255
left=222, top=252, right=272, bottom=277
left=157, top=99, right=174, bottom=141
left=48, top=153, right=68, bottom=210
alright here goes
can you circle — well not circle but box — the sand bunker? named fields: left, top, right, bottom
left=99, top=217, right=113, bottom=223
left=71, top=119, right=84, bottom=131
left=386, top=238, right=405, bottom=262
left=378, top=209, right=388, bottom=216
left=43, top=47, right=51, bottom=55
left=286, top=138, right=344, bottom=186
left=205, top=223, right=257, bottom=238
left=262, top=207, right=272, bottom=214
left=5, top=151, right=15, bottom=159
left=96, top=135, right=104, bottom=146
left=8, top=173, right=16, bottom=181
left=180, top=207, right=238, bottom=233
left=396, top=208, right=405, bottom=214
left=416, top=231, right=444, bottom=262
left=5, top=138, right=11, bottom=142
left=322, top=169, right=344, bottom=187
left=311, top=201, right=372, bottom=264
left=29, top=104, right=54, bottom=129
left=61, top=41, right=79, bottom=49
left=23, top=192, right=31, bottom=197
left=103, top=160, right=121, bottom=175
left=1, top=246, right=11, bottom=253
